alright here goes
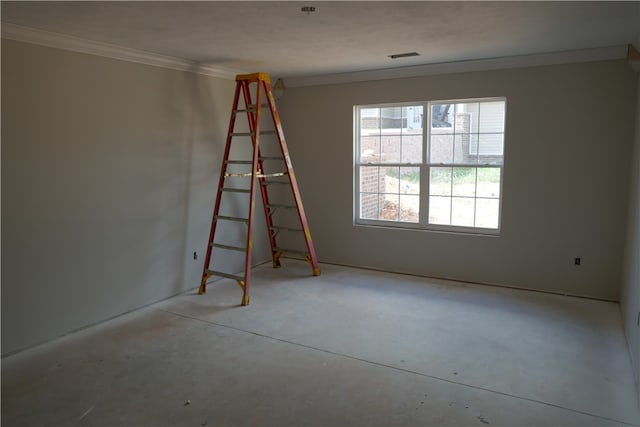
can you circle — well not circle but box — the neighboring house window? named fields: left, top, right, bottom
left=355, top=98, right=506, bottom=233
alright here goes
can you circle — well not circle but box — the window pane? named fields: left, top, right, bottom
left=403, top=105, right=423, bottom=131
left=360, top=193, right=381, bottom=220
left=429, top=167, right=451, bottom=196
left=475, top=198, right=500, bottom=229
left=360, top=166, right=381, bottom=194
left=401, top=134, right=422, bottom=164
left=453, top=134, right=478, bottom=164
left=451, top=197, right=475, bottom=227
left=455, top=102, right=479, bottom=133
left=383, top=166, right=400, bottom=193
left=479, top=101, right=505, bottom=133
left=429, top=196, right=451, bottom=225
left=380, top=136, right=401, bottom=163
left=468, top=134, right=479, bottom=161
left=360, top=108, right=380, bottom=136
left=432, top=103, right=454, bottom=129
left=380, top=107, right=402, bottom=134
left=399, top=167, right=420, bottom=194
left=452, top=167, right=476, bottom=197
left=360, top=136, right=380, bottom=163
left=381, top=193, right=400, bottom=221
left=477, top=168, right=501, bottom=198
left=430, top=132, right=453, bottom=163
left=399, top=195, right=420, bottom=222
left=478, top=133, right=504, bottom=160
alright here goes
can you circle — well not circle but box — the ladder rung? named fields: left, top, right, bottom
left=212, top=243, right=246, bottom=252
left=274, top=247, right=309, bottom=255
left=215, top=215, right=249, bottom=223
left=266, top=204, right=297, bottom=209
left=230, top=130, right=277, bottom=137
left=221, top=188, right=251, bottom=193
left=262, top=181, right=290, bottom=186
left=225, top=158, right=281, bottom=165
left=207, top=270, right=244, bottom=282
left=270, top=226, right=303, bottom=232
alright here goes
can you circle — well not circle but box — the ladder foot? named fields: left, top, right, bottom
left=273, top=251, right=283, bottom=268
left=241, top=294, right=250, bottom=306
left=313, top=267, right=321, bottom=276
left=198, top=280, right=207, bottom=294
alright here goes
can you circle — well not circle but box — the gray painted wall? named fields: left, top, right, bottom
left=621, top=70, right=640, bottom=402
left=1, top=39, right=270, bottom=355
left=278, top=60, right=637, bottom=300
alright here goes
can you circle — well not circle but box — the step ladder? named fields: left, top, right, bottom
left=199, top=72, right=320, bottom=305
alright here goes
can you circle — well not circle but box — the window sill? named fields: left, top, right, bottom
left=354, top=219, right=501, bottom=237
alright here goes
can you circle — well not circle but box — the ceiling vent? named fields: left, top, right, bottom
left=389, top=52, right=420, bottom=59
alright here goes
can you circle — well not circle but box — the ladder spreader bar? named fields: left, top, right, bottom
left=226, top=172, right=287, bottom=178
left=225, top=160, right=253, bottom=164
left=215, top=215, right=249, bottom=223
left=234, top=103, right=268, bottom=112
left=259, top=156, right=283, bottom=161
left=212, top=243, right=246, bottom=252
left=207, top=269, right=244, bottom=282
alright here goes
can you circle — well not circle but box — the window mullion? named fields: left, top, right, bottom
left=421, top=101, right=430, bottom=226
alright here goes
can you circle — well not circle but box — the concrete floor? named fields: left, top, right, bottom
left=2, top=260, right=640, bottom=426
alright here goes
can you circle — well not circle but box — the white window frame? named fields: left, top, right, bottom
left=354, top=97, right=506, bottom=235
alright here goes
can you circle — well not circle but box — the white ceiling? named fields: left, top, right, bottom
left=2, top=1, right=639, bottom=80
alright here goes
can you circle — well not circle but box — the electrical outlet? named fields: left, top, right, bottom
left=574, top=257, right=581, bottom=266
left=193, top=251, right=198, bottom=260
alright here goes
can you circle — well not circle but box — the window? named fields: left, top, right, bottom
left=355, top=98, right=506, bottom=233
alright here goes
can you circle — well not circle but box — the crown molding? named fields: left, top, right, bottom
left=2, top=23, right=630, bottom=85
left=284, top=45, right=629, bottom=88
left=1, top=22, right=237, bottom=79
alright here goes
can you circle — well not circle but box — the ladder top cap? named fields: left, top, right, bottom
left=236, top=72, right=271, bottom=83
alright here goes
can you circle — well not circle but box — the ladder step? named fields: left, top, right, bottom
left=212, top=243, right=246, bottom=252
left=274, top=247, right=309, bottom=255
left=224, top=158, right=282, bottom=165
left=262, top=181, right=290, bottom=186
left=215, top=215, right=249, bottom=223
left=270, top=226, right=303, bottom=232
left=207, top=269, right=244, bottom=282
left=221, top=188, right=251, bottom=193
left=266, top=204, right=297, bottom=209
left=231, top=130, right=277, bottom=137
